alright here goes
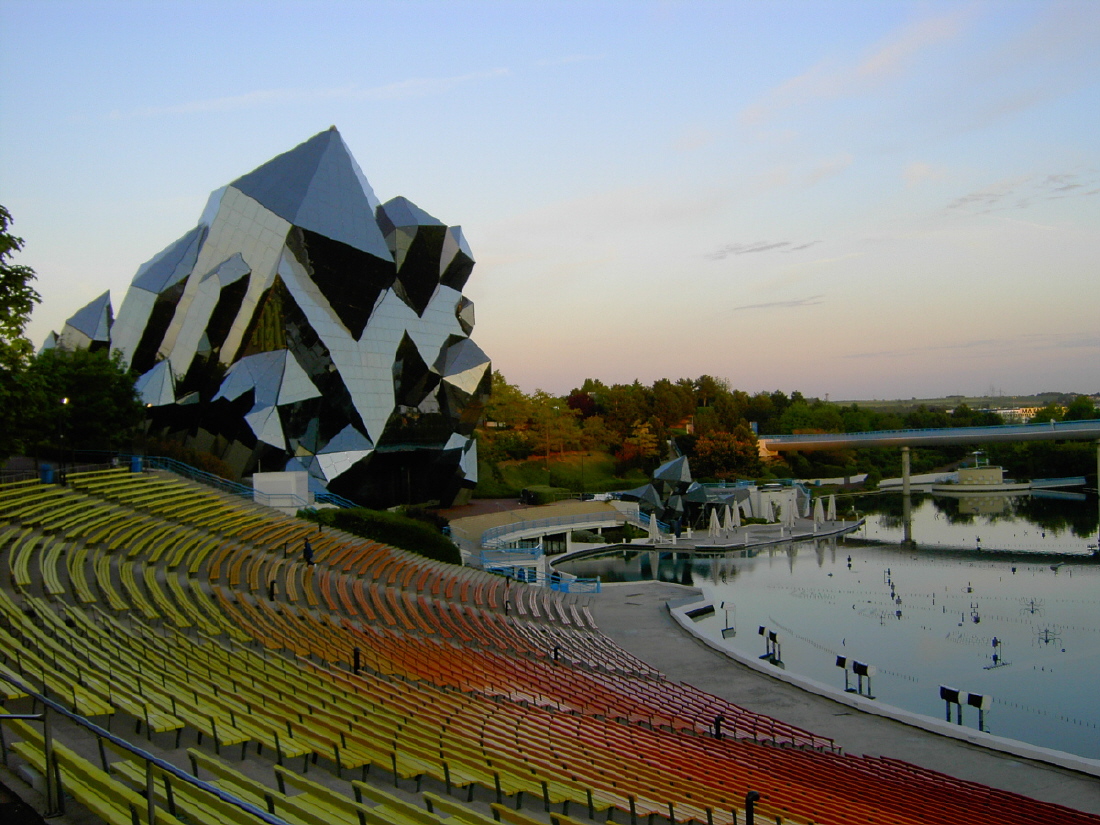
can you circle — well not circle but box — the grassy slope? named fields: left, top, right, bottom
left=475, top=451, right=649, bottom=498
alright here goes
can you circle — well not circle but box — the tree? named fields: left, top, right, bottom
left=483, top=370, right=532, bottom=428
left=16, top=348, right=144, bottom=458
left=0, top=205, right=42, bottom=458
left=565, top=388, right=597, bottom=418
left=1028, top=402, right=1064, bottom=424
left=529, top=391, right=580, bottom=458
left=692, top=426, right=762, bottom=480
left=693, top=375, right=727, bottom=408
left=651, top=378, right=694, bottom=429
left=579, top=415, right=615, bottom=452
left=1063, top=395, right=1099, bottom=421
left=616, top=419, right=661, bottom=472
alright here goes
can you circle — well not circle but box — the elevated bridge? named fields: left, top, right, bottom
left=759, top=419, right=1100, bottom=452
left=761, top=421, right=1099, bottom=541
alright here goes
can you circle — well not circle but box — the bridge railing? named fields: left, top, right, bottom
left=482, top=511, right=628, bottom=549
left=762, top=419, right=1100, bottom=446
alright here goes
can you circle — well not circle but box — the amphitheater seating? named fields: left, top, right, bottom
left=2, top=471, right=1099, bottom=825
left=1, top=711, right=189, bottom=825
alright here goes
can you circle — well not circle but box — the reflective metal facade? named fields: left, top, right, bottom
left=54, top=128, right=489, bottom=506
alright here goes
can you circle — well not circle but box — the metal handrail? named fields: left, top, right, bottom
left=0, top=672, right=291, bottom=825
left=761, top=419, right=1100, bottom=447
left=482, top=511, right=629, bottom=547
left=121, top=455, right=355, bottom=510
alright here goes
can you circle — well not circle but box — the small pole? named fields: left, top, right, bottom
left=744, top=791, right=761, bottom=825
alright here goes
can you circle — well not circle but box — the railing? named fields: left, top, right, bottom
left=548, top=572, right=601, bottom=594
left=128, top=455, right=255, bottom=499
left=0, top=673, right=290, bottom=825
left=1030, top=476, right=1087, bottom=489
left=760, top=419, right=1100, bottom=449
left=314, top=490, right=357, bottom=509
left=636, top=511, right=671, bottom=533
left=121, top=455, right=355, bottom=511
left=482, top=511, right=628, bottom=549
left=489, top=567, right=602, bottom=593
left=480, top=548, right=543, bottom=569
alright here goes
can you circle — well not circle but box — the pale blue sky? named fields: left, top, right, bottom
left=2, top=0, right=1097, bottom=399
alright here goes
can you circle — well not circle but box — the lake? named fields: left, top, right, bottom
left=557, top=491, right=1100, bottom=759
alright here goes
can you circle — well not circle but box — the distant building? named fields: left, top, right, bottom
left=50, top=128, right=490, bottom=507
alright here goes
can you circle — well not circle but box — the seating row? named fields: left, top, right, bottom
left=3, top=474, right=1098, bottom=825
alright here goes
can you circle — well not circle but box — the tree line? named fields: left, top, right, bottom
left=478, top=370, right=1099, bottom=485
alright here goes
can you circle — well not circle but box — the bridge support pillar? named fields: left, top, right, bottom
left=901, top=447, right=913, bottom=547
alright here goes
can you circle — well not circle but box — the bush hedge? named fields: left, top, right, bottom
left=298, top=506, right=460, bottom=565
left=519, top=485, right=573, bottom=505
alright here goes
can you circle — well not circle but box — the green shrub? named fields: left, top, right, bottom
left=519, top=485, right=573, bottom=505
left=298, top=506, right=460, bottom=565
left=570, top=530, right=606, bottom=543
left=599, top=524, right=645, bottom=543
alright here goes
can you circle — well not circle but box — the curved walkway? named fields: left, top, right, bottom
left=588, top=580, right=1100, bottom=816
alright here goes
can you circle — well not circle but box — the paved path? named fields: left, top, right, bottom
left=588, top=580, right=1100, bottom=816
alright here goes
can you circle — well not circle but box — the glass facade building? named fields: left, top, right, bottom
left=51, top=128, right=490, bottom=507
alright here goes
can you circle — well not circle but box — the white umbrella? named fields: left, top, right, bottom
left=814, top=497, right=825, bottom=525
left=787, top=492, right=796, bottom=527
left=708, top=508, right=721, bottom=537
left=767, top=499, right=776, bottom=522
left=648, top=513, right=660, bottom=543
left=723, top=504, right=733, bottom=533
left=732, top=502, right=742, bottom=528
left=827, top=494, right=837, bottom=521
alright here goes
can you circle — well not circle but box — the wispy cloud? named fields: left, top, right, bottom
left=731, top=294, right=825, bottom=312
left=947, top=169, right=1100, bottom=213
left=107, top=68, right=510, bottom=119
left=705, top=240, right=819, bottom=260
left=740, top=8, right=970, bottom=125
left=789, top=241, right=822, bottom=252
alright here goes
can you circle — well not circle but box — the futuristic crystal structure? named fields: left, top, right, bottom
left=51, top=127, right=490, bottom=507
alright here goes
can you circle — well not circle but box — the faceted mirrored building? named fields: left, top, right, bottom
left=52, top=127, right=490, bottom=507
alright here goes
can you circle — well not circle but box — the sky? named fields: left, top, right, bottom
left=2, top=0, right=1098, bottom=401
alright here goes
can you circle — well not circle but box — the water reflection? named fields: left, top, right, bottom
left=861, top=492, right=1098, bottom=555
left=557, top=493, right=1100, bottom=759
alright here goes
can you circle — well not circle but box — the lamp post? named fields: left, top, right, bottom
left=141, top=402, right=153, bottom=455
left=59, top=397, right=69, bottom=483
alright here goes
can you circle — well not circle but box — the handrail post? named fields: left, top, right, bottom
left=146, top=758, right=157, bottom=825
left=43, top=704, right=64, bottom=817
